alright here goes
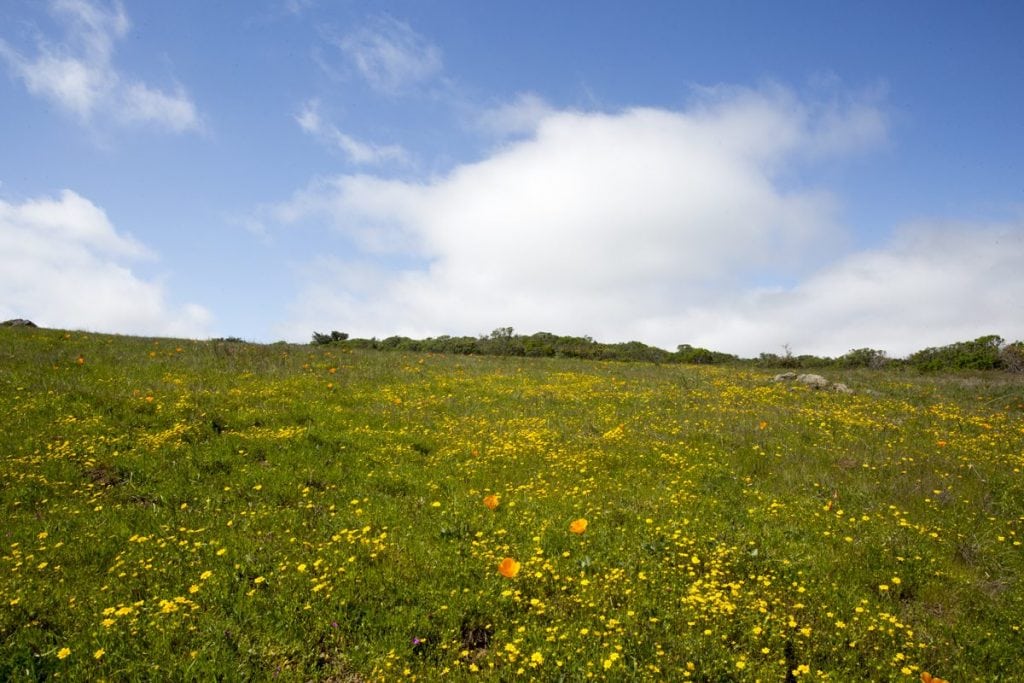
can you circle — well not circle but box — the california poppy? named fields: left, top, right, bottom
left=483, top=494, right=500, bottom=511
left=497, top=557, right=520, bottom=578
left=921, top=673, right=948, bottom=683
left=569, top=518, right=588, bottom=534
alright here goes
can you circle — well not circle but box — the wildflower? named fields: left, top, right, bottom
left=483, top=494, right=500, bottom=510
left=76, top=355, right=85, bottom=365
left=921, top=674, right=949, bottom=683
left=200, top=570, right=213, bottom=580
left=498, top=557, right=521, bottom=578
left=759, top=420, right=768, bottom=430
left=569, top=518, right=588, bottom=534
left=94, top=648, right=105, bottom=660
left=57, top=647, right=71, bottom=659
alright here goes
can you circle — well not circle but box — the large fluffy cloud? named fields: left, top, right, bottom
left=0, top=0, right=199, bottom=132
left=267, top=86, right=1023, bottom=356
left=0, top=190, right=212, bottom=337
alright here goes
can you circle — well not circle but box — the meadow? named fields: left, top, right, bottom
left=1, top=327, right=1022, bottom=681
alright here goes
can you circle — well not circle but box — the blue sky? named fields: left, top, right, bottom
left=2, top=0, right=1022, bottom=356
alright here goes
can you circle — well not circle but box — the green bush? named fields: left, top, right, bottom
left=838, top=348, right=889, bottom=368
left=311, top=330, right=349, bottom=345
left=907, top=335, right=1004, bottom=371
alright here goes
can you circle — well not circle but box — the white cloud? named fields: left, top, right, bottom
left=118, top=82, right=199, bottom=133
left=269, top=84, right=1024, bottom=355
left=249, top=89, right=823, bottom=344
left=0, top=190, right=212, bottom=337
left=295, top=99, right=408, bottom=165
left=671, top=221, right=1024, bottom=357
left=0, top=0, right=199, bottom=132
left=337, top=16, right=442, bottom=95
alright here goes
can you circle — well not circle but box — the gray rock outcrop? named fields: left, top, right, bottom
left=772, top=372, right=852, bottom=394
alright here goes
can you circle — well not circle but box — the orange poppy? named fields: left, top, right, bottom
left=921, top=673, right=948, bottom=683
left=569, top=518, right=588, bottom=534
left=483, top=494, right=500, bottom=511
left=497, top=557, right=520, bottom=578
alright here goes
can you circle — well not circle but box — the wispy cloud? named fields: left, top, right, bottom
left=336, top=16, right=442, bottom=95
left=0, top=0, right=199, bottom=132
left=295, top=99, right=408, bottom=165
left=283, top=0, right=316, bottom=15
left=477, top=92, right=556, bottom=137
left=0, top=190, right=212, bottom=336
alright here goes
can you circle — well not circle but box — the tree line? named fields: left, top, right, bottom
left=312, top=328, right=1024, bottom=372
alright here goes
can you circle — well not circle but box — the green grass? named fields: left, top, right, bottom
left=1, top=327, right=1022, bottom=681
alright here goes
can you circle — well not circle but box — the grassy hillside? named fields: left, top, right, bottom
left=2, top=327, right=1022, bottom=681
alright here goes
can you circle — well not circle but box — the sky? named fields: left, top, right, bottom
left=1, top=1, right=1023, bottom=358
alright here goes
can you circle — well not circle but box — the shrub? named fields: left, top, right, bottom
left=907, top=335, right=1004, bottom=371
left=1000, top=341, right=1024, bottom=373
left=675, top=344, right=736, bottom=365
left=838, top=348, right=889, bottom=368
left=311, top=331, right=349, bottom=345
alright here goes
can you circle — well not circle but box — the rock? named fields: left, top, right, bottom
left=1, top=318, right=37, bottom=327
left=796, top=373, right=830, bottom=389
left=771, top=371, right=853, bottom=394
